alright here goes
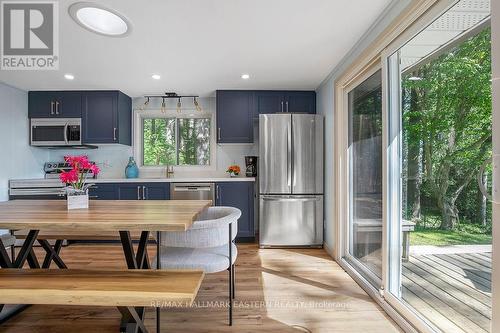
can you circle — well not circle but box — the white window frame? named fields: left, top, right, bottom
left=133, top=108, right=216, bottom=172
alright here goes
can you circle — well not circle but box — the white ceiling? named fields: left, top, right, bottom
left=0, top=0, right=392, bottom=97
left=400, top=0, right=490, bottom=71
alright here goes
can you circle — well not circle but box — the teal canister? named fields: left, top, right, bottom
left=125, top=157, right=139, bottom=178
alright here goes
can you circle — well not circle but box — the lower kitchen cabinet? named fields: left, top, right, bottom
left=215, top=182, right=255, bottom=241
left=89, top=183, right=170, bottom=200
left=88, top=183, right=117, bottom=200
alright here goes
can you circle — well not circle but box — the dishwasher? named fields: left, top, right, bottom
left=170, top=183, right=215, bottom=205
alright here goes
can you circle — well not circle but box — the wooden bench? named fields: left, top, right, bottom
left=0, top=269, right=204, bottom=333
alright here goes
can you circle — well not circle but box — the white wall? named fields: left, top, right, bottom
left=0, top=82, right=48, bottom=202
left=315, top=0, right=412, bottom=255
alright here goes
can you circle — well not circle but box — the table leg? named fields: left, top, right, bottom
left=156, top=231, right=161, bottom=333
left=39, top=239, right=66, bottom=269
left=0, top=229, right=40, bottom=324
left=118, top=231, right=152, bottom=333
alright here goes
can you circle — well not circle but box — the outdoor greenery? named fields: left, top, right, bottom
left=143, top=117, right=211, bottom=166
left=402, top=27, right=492, bottom=236
left=410, top=212, right=492, bottom=245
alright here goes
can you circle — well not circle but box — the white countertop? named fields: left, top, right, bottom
left=10, top=175, right=255, bottom=187
left=90, top=176, right=255, bottom=183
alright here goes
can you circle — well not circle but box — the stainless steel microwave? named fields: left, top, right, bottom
left=30, top=118, right=82, bottom=147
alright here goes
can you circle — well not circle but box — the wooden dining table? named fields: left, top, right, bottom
left=0, top=199, right=212, bottom=330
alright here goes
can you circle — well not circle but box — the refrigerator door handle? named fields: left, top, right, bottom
left=261, top=196, right=321, bottom=202
left=287, top=124, right=292, bottom=189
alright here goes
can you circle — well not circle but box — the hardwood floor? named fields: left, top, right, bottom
left=0, top=244, right=401, bottom=333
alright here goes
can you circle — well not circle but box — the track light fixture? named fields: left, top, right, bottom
left=139, top=97, right=150, bottom=111
left=142, top=92, right=201, bottom=113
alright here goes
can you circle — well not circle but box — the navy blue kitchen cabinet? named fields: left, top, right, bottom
left=89, top=183, right=170, bottom=200
left=285, top=91, right=316, bottom=114
left=82, top=91, right=132, bottom=145
left=28, top=91, right=82, bottom=118
left=216, top=90, right=254, bottom=143
left=216, top=181, right=255, bottom=241
left=216, top=90, right=315, bottom=143
left=255, top=91, right=316, bottom=114
left=88, top=183, right=117, bottom=200
left=254, top=91, right=284, bottom=115
left=117, top=183, right=170, bottom=200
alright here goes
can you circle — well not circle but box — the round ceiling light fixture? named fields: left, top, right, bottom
left=64, top=74, right=75, bottom=80
left=69, top=2, right=132, bottom=37
left=241, top=74, right=250, bottom=80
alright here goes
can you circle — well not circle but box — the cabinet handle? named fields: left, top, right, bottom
left=55, top=101, right=60, bottom=115
left=137, top=186, right=141, bottom=200
left=51, top=101, right=55, bottom=115
left=286, top=101, right=289, bottom=113
left=113, top=128, right=117, bottom=141
left=281, top=101, right=284, bottom=113
left=143, top=186, right=146, bottom=200
left=216, top=185, right=220, bottom=201
left=218, top=128, right=221, bottom=141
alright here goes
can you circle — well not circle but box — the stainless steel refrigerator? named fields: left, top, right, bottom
left=259, top=114, right=324, bottom=247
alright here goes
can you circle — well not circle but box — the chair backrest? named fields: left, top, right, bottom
left=160, top=206, right=241, bottom=248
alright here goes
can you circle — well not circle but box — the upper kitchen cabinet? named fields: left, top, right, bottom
left=82, top=91, right=132, bottom=145
left=285, top=91, right=316, bottom=114
left=255, top=91, right=316, bottom=114
left=28, top=91, right=82, bottom=118
left=255, top=91, right=285, bottom=114
left=216, top=90, right=254, bottom=143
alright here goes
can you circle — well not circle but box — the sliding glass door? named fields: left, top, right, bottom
left=337, top=0, right=499, bottom=331
left=345, top=68, right=383, bottom=287
left=384, top=1, right=493, bottom=331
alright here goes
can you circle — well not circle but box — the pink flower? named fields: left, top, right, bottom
left=89, top=164, right=101, bottom=176
left=60, top=169, right=79, bottom=183
left=64, top=155, right=90, bottom=169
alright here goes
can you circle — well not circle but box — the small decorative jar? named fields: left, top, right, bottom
left=125, top=157, right=139, bottom=178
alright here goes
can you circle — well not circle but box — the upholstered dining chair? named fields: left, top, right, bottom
left=153, top=206, right=241, bottom=325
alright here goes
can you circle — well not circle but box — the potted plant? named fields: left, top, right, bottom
left=226, top=165, right=241, bottom=178
left=60, top=155, right=100, bottom=210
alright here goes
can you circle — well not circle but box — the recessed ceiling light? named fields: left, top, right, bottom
left=241, top=74, right=250, bottom=80
left=64, top=74, right=75, bottom=80
left=69, top=3, right=132, bottom=37
left=152, top=74, right=161, bottom=80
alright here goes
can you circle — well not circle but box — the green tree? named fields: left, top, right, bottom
left=403, top=28, right=491, bottom=229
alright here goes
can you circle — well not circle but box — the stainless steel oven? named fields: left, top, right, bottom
left=30, top=118, right=82, bottom=147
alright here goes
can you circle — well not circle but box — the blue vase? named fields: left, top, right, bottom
left=125, top=157, right=139, bottom=178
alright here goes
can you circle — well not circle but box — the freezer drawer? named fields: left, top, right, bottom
left=259, top=195, right=323, bottom=247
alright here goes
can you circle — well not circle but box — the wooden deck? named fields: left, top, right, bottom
left=403, top=252, right=491, bottom=333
